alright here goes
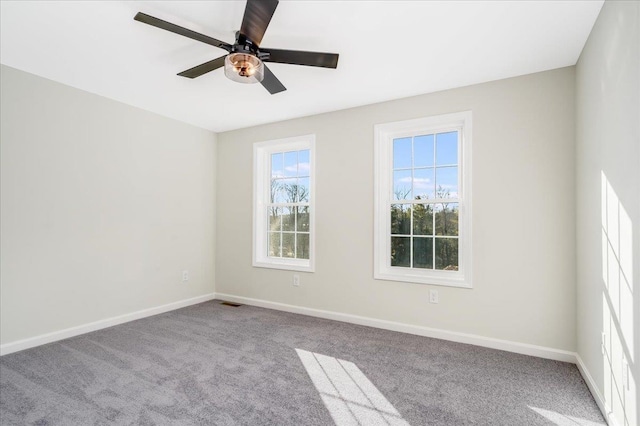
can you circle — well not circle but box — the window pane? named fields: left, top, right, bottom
left=436, top=131, right=458, bottom=166
left=413, top=168, right=435, bottom=200
left=282, top=233, right=295, bottom=258
left=257, top=140, right=314, bottom=270
left=284, top=151, right=297, bottom=177
left=413, top=204, right=433, bottom=235
left=413, top=237, right=433, bottom=269
left=435, top=167, right=458, bottom=198
left=271, top=153, right=283, bottom=178
left=298, top=150, right=310, bottom=177
left=297, top=177, right=310, bottom=202
left=435, top=238, right=458, bottom=270
left=393, top=137, right=412, bottom=169
left=274, top=178, right=296, bottom=203
left=270, top=179, right=282, bottom=203
left=414, top=134, right=434, bottom=168
left=391, top=204, right=411, bottom=235
left=268, top=232, right=281, bottom=257
left=296, top=206, right=309, bottom=232
left=434, top=203, right=459, bottom=236
left=391, top=237, right=411, bottom=267
left=282, top=207, right=295, bottom=232
left=269, top=207, right=281, bottom=232
left=393, top=170, right=412, bottom=200
left=296, top=233, right=310, bottom=260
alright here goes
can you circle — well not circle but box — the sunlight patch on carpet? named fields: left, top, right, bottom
left=530, top=406, right=605, bottom=426
left=296, top=348, right=410, bottom=426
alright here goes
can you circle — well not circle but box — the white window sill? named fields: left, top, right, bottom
left=253, top=259, right=314, bottom=273
left=374, top=269, right=471, bottom=288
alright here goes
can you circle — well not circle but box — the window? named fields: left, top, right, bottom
left=253, top=134, right=315, bottom=272
left=374, top=112, right=472, bottom=287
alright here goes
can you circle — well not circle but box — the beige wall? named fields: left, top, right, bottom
left=217, top=67, right=576, bottom=351
left=576, top=1, right=639, bottom=425
left=0, top=65, right=217, bottom=345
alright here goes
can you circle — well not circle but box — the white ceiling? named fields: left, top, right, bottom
left=1, top=1, right=603, bottom=133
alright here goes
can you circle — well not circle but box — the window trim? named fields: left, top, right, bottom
left=253, top=134, right=316, bottom=272
left=374, top=111, right=472, bottom=288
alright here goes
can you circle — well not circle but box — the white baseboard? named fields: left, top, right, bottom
left=214, top=292, right=577, bottom=363
left=2, top=290, right=613, bottom=424
left=576, top=354, right=620, bottom=426
left=0, top=293, right=216, bottom=356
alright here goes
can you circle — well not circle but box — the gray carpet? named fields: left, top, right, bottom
left=0, top=300, right=605, bottom=425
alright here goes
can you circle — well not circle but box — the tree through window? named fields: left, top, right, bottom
left=390, top=131, right=459, bottom=270
left=268, top=149, right=311, bottom=260
left=374, top=112, right=472, bottom=288
left=253, top=135, right=315, bottom=272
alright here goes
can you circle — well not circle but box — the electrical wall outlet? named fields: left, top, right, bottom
left=293, top=274, right=300, bottom=287
left=429, top=289, right=439, bottom=304
left=182, top=270, right=189, bottom=282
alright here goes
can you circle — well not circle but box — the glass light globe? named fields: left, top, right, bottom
left=224, top=53, right=264, bottom=84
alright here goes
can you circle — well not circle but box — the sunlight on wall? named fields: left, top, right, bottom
left=601, top=171, right=636, bottom=426
left=296, top=348, right=410, bottom=426
left=530, top=406, right=605, bottom=426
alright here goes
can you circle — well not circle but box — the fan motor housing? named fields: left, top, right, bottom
left=233, top=32, right=270, bottom=60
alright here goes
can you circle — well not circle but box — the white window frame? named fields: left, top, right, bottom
left=374, top=111, right=472, bottom=288
left=253, top=134, right=316, bottom=272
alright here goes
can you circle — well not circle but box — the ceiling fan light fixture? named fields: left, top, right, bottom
left=134, top=0, right=339, bottom=94
left=224, top=53, right=264, bottom=84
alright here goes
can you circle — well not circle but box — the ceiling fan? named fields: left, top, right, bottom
left=134, top=0, right=339, bottom=94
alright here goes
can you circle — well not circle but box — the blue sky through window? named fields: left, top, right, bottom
left=271, top=149, right=311, bottom=203
left=436, top=131, right=458, bottom=165
left=271, top=150, right=310, bottom=179
left=393, top=137, right=412, bottom=169
left=414, top=134, right=434, bottom=167
left=436, top=167, right=458, bottom=197
left=393, top=132, right=458, bottom=199
left=284, top=151, right=297, bottom=177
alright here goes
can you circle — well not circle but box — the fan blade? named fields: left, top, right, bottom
left=262, top=48, right=339, bottom=68
left=134, top=12, right=232, bottom=51
left=178, top=56, right=227, bottom=79
left=261, top=65, right=286, bottom=94
left=240, top=0, right=278, bottom=46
